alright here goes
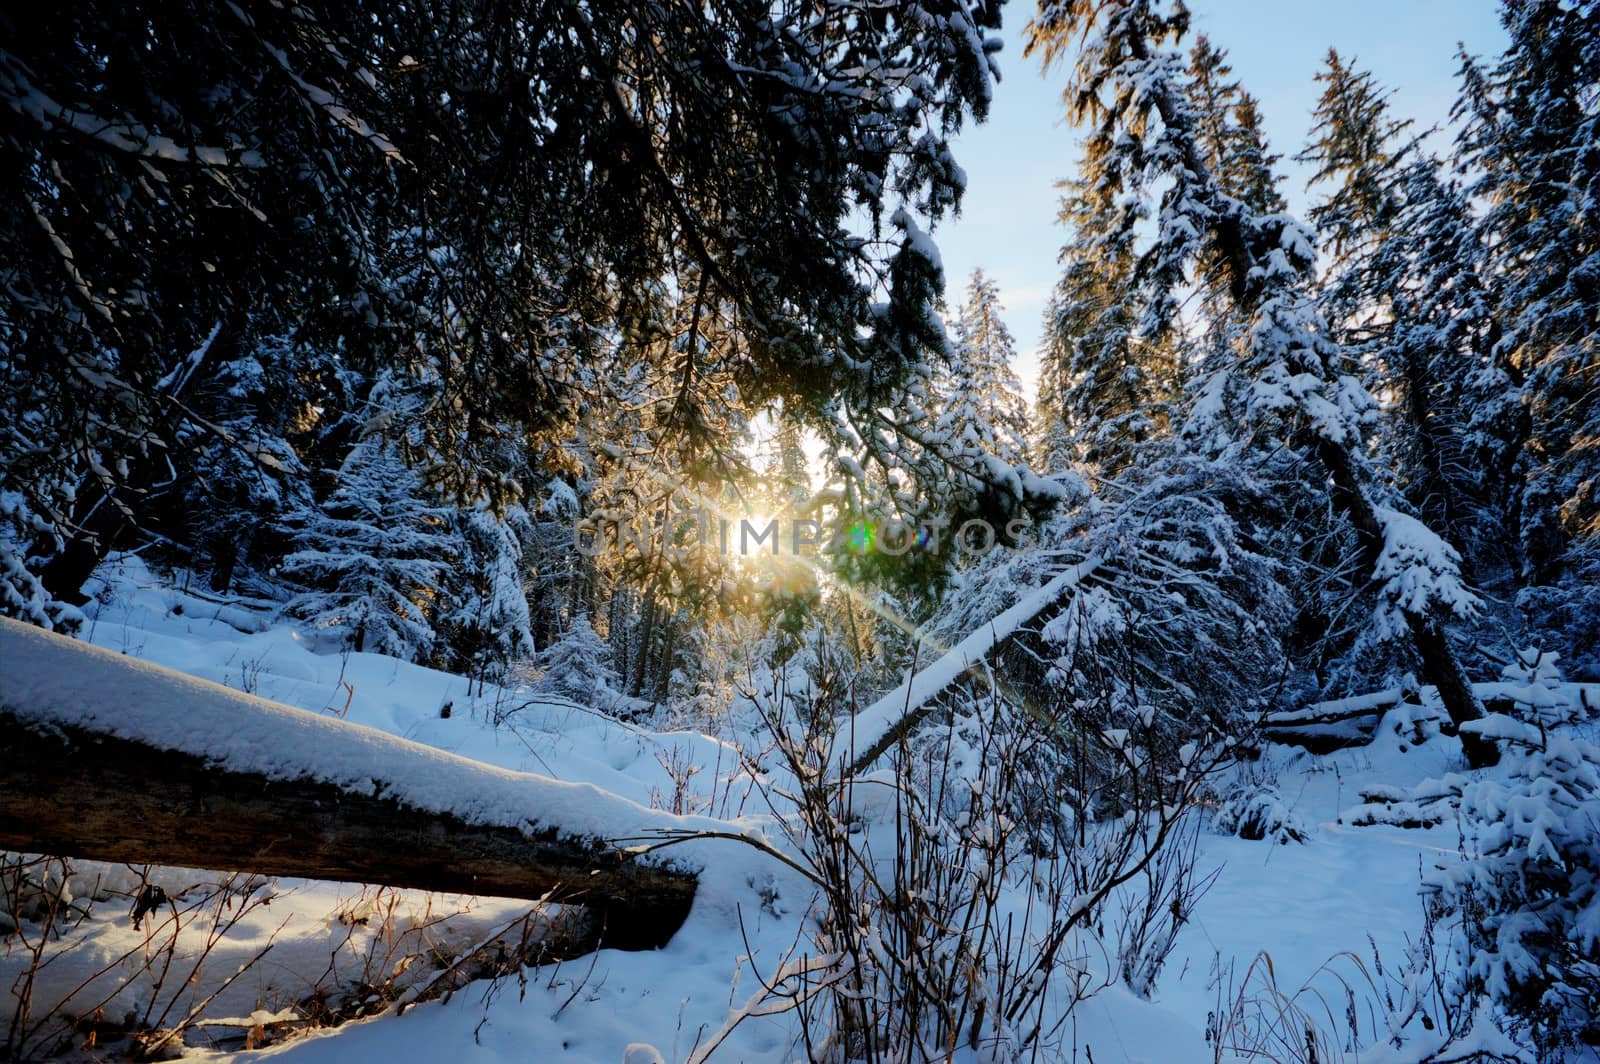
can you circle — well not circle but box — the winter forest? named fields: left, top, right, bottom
left=1, top=0, right=1597, bottom=1060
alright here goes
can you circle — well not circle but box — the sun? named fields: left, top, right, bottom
left=729, top=510, right=781, bottom=562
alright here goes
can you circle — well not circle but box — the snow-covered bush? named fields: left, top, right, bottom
left=1114, top=814, right=1215, bottom=998
left=1429, top=732, right=1600, bottom=1054
left=1213, top=781, right=1311, bottom=845
left=0, top=492, right=81, bottom=633
left=1490, top=647, right=1589, bottom=729
left=529, top=614, right=617, bottom=707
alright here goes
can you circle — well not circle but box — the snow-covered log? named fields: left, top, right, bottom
left=0, top=618, right=698, bottom=951
left=838, top=554, right=1103, bottom=776
left=1261, top=681, right=1600, bottom=753
left=1259, top=688, right=1404, bottom=753
left=1264, top=688, right=1409, bottom=729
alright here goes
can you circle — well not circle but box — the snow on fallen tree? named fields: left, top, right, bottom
left=1262, top=677, right=1600, bottom=753
left=1259, top=688, right=1410, bottom=752
left=836, top=554, right=1103, bottom=777
left=0, top=618, right=703, bottom=951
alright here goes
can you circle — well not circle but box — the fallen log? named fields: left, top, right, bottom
left=1262, top=680, right=1600, bottom=754
left=1258, top=721, right=1380, bottom=755
left=839, top=554, right=1104, bottom=777
left=1259, top=688, right=1404, bottom=752
left=1263, top=688, right=1408, bottom=730
left=0, top=618, right=697, bottom=951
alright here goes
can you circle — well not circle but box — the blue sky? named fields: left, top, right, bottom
left=935, top=0, right=1510, bottom=394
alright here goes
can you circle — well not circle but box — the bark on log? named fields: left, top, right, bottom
left=0, top=619, right=697, bottom=951
left=1258, top=724, right=1376, bottom=755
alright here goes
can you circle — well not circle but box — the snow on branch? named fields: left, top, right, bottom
left=0, top=55, right=266, bottom=168
left=1371, top=507, right=1481, bottom=639
left=836, top=554, right=1104, bottom=777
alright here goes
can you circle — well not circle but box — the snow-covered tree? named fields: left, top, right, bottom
left=939, top=270, right=1031, bottom=471
left=439, top=505, right=537, bottom=687
left=1, top=0, right=1031, bottom=610
left=531, top=613, right=618, bottom=707
left=278, top=378, right=456, bottom=661
left=1430, top=729, right=1600, bottom=1053
left=1456, top=0, right=1600, bottom=656
left=1038, top=164, right=1180, bottom=477
left=1300, top=52, right=1493, bottom=559
left=179, top=333, right=323, bottom=595
left=0, top=493, right=80, bottom=633
left=0, top=312, right=82, bottom=630
left=1026, top=0, right=1495, bottom=764
left=1187, top=36, right=1285, bottom=218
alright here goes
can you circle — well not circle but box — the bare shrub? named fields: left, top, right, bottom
left=1115, top=814, right=1218, bottom=998
left=2, top=859, right=586, bottom=1059
left=1205, top=914, right=1517, bottom=1064
left=295, top=885, right=582, bottom=1032
left=2, top=858, right=281, bottom=1059
left=668, top=651, right=1226, bottom=1063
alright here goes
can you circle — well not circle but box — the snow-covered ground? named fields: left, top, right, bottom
left=4, top=556, right=1594, bottom=1061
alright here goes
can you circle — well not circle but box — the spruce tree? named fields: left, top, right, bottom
left=277, top=376, right=455, bottom=662
left=1027, top=0, right=1496, bottom=765
left=1300, top=51, right=1493, bottom=560
left=1456, top=0, right=1599, bottom=652
left=441, top=506, right=537, bottom=688
left=179, top=333, right=322, bottom=595
left=1038, top=168, right=1179, bottom=478
left=940, top=270, right=1031, bottom=471
left=532, top=613, right=618, bottom=707
left=1188, top=36, right=1285, bottom=217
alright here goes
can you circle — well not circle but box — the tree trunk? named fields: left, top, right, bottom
left=634, top=588, right=658, bottom=698
left=0, top=619, right=698, bottom=951
left=40, top=323, right=231, bottom=604
left=1316, top=439, right=1497, bottom=767
left=208, top=535, right=241, bottom=593
left=38, top=486, right=135, bottom=604
left=1408, top=612, right=1497, bottom=766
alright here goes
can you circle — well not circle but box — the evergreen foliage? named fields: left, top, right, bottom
left=277, top=378, right=456, bottom=662
left=0, top=0, right=1031, bottom=616
left=1456, top=0, right=1600, bottom=659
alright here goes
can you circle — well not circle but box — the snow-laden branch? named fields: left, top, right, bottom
left=1371, top=507, right=1481, bottom=637
left=0, top=53, right=266, bottom=168
left=836, top=554, right=1104, bottom=777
